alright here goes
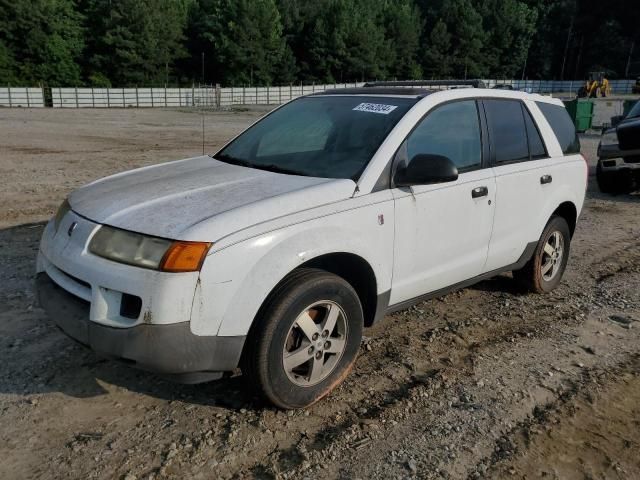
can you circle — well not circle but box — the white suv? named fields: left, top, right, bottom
left=37, top=85, right=587, bottom=408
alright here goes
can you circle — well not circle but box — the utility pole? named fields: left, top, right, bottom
left=201, top=52, right=205, bottom=84
left=560, top=9, right=575, bottom=81
left=625, top=41, right=635, bottom=78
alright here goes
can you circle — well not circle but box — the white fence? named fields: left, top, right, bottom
left=2, top=79, right=637, bottom=109
left=0, top=87, right=44, bottom=107
left=50, top=83, right=365, bottom=108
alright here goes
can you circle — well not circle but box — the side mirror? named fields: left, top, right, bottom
left=394, top=154, right=458, bottom=187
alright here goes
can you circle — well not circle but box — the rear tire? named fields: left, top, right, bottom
left=514, top=216, right=571, bottom=294
left=242, top=268, right=363, bottom=409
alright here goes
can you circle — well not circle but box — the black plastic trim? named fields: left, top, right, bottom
left=36, top=273, right=245, bottom=382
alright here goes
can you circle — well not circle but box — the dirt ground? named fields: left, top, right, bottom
left=1, top=107, right=639, bottom=480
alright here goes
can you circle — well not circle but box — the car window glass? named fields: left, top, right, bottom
left=257, top=111, right=332, bottom=156
left=484, top=99, right=529, bottom=164
left=522, top=105, right=547, bottom=158
left=535, top=102, right=580, bottom=154
left=406, top=100, right=481, bottom=171
left=217, top=96, right=416, bottom=179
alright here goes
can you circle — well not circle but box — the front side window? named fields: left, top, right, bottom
left=406, top=100, right=482, bottom=171
left=216, top=96, right=416, bottom=179
left=484, top=99, right=529, bottom=164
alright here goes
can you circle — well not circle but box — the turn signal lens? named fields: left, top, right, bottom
left=160, top=241, right=211, bottom=272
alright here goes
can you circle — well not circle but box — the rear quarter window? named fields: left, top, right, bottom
left=536, top=102, right=580, bottom=155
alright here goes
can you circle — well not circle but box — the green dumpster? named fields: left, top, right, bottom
left=563, top=99, right=594, bottom=132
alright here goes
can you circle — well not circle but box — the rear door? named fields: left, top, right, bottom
left=483, top=99, right=558, bottom=271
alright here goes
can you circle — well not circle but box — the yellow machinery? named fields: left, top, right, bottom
left=583, top=72, right=611, bottom=97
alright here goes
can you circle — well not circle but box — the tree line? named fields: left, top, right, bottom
left=0, top=0, right=637, bottom=87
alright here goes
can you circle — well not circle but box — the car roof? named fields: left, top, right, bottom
left=309, top=86, right=563, bottom=106
left=310, top=87, right=433, bottom=98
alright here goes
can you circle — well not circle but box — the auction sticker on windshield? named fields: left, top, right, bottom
left=353, top=102, right=398, bottom=115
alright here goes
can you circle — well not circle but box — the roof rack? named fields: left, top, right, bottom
left=364, top=80, right=486, bottom=89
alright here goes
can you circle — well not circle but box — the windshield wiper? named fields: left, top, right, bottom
left=214, top=153, right=254, bottom=168
left=213, top=154, right=306, bottom=176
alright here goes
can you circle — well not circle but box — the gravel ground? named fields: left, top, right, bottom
left=0, top=108, right=639, bottom=480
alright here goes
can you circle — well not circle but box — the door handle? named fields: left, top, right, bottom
left=540, top=174, right=552, bottom=185
left=471, top=186, right=488, bottom=198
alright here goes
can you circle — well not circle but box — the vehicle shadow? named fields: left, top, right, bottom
left=0, top=221, right=261, bottom=411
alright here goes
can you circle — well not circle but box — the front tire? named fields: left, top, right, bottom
left=242, top=268, right=363, bottom=409
left=514, top=216, right=571, bottom=293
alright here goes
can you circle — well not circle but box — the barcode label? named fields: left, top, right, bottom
left=353, top=102, right=398, bottom=115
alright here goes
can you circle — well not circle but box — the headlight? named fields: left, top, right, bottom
left=600, top=131, right=618, bottom=146
left=53, top=199, right=71, bottom=233
left=89, top=225, right=211, bottom=272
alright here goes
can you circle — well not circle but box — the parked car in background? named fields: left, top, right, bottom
left=37, top=85, right=587, bottom=408
left=597, top=100, right=640, bottom=194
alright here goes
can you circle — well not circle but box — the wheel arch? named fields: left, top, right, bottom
left=300, top=252, right=380, bottom=327
left=552, top=201, right=578, bottom=237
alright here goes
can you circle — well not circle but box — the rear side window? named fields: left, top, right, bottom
left=522, top=106, right=547, bottom=158
left=536, top=102, right=580, bottom=154
left=484, top=99, right=529, bottom=164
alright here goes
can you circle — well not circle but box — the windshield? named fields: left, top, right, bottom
left=627, top=100, right=640, bottom=119
left=215, top=95, right=417, bottom=179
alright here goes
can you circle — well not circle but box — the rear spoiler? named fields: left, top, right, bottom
left=364, top=80, right=486, bottom=89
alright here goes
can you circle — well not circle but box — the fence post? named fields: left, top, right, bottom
left=91, top=87, right=95, bottom=107
left=164, top=85, right=167, bottom=107
left=215, top=83, right=221, bottom=108
left=255, top=86, right=258, bottom=105
left=26, top=87, right=30, bottom=107
left=7, top=85, right=12, bottom=107
left=107, top=88, right=110, bottom=108
left=75, top=87, right=79, bottom=108
left=289, top=83, right=292, bottom=101
left=242, top=85, right=246, bottom=105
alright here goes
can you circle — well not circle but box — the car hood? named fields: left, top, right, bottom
left=69, top=156, right=356, bottom=241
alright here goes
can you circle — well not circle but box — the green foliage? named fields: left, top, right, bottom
left=83, top=0, right=191, bottom=86
left=0, top=0, right=84, bottom=85
left=0, top=0, right=636, bottom=85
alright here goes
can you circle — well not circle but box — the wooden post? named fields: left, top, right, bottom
left=75, top=87, right=79, bottom=108
left=135, top=87, right=139, bottom=107
left=92, top=87, right=95, bottom=107
left=7, top=85, right=12, bottom=107
left=26, top=87, right=30, bottom=107
left=107, top=88, right=110, bottom=108
left=243, top=85, right=246, bottom=105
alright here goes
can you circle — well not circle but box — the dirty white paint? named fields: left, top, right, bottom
left=38, top=89, right=587, bottom=346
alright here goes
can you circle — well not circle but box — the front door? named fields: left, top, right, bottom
left=390, top=100, right=496, bottom=306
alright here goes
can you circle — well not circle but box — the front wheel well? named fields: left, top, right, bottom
left=300, top=253, right=378, bottom=327
left=552, top=201, right=578, bottom=237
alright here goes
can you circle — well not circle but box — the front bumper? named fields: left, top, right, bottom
left=36, top=273, right=245, bottom=383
